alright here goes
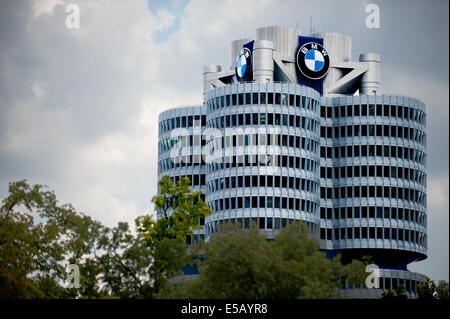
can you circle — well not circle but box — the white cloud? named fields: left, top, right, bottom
left=155, top=9, right=176, bottom=31
left=428, top=177, right=449, bottom=208
left=32, top=0, right=64, bottom=19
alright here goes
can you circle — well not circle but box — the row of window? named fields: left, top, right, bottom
left=159, top=132, right=320, bottom=154
left=208, top=154, right=319, bottom=174
left=167, top=174, right=206, bottom=187
left=374, top=277, right=419, bottom=293
left=219, top=132, right=319, bottom=151
left=159, top=134, right=425, bottom=167
left=158, top=101, right=425, bottom=134
left=159, top=114, right=206, bottom=133
left=205, top=217, right=318, bottom=234
left=341, top=277, right=421, bottom=293
left=158, top=102, right=425, bottom=134
left=320, top=124, right=425, bottom=145
left=320, top=185, right=426, bottom=205
left=320, top=144, right=425, bottom=165
left=208, top=175, right=318, bottom=194
left=208, top=196, right=318, bottom=214
left=320, top=104, right=425, bottom=125
left=207, top=113, right=319, bottom=133
left=159, top=134, right=206, bottom=153
left=320, top=206, right=425, bottom=225
left=207, top=92, right=319, bottom=113
left=320, top=165, right=426, bottom=186
left=320, top=226, right=426, bottom=247
left=159, top=153, right=320, bottom=173
left=158, top=155, right=205, bottom=171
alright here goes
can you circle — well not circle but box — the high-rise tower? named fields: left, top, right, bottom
left=157, top=26, right=427, bottom=298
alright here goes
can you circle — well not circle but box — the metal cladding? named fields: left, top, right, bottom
left=314, top=32, right=352, bottom=62
left=256, top=26, right=299, bottom=81
left=158, top=26, right=428, bottom=298
left=203, top=65, right=222, bottom=98
left=256, top=26, right=299, bottom=57
left=359, top=53, right=381, bottom=94
left=313, top=32, right=352, bottom=96
left=253, top=40, right=274, bottom=83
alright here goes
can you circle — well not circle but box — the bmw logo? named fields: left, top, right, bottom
left=235, top=48, right=252, bottom=81
left=296, top=42, right=330, bottom=80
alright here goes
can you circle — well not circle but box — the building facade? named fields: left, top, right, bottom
left=157, top=26, right=427, bottom=298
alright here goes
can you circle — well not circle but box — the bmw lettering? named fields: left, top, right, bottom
left=296, top=42, right=330, bottom=80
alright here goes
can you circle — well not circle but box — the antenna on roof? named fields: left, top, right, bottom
left=309, top=16, right=315, bottom=36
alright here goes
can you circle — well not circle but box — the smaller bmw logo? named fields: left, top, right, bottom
left=235, top=48, right=251, bottom=80
left=296, top=42, right=330, bottom=80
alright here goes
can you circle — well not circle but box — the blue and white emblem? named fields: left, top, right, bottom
left=304, top=49, right=325, bottom=72
left=296, top=42, right=330, bottom=80
left=235, top=48, right=251, bottom=81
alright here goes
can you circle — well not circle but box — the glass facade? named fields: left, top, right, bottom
left=158, top=85, right=427, bottom=298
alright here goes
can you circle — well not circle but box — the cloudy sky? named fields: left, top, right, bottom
left=0, top=0, right=448, bottom=282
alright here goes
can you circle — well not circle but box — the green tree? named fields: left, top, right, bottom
left=160, top=221, right=366, bottom=299
left=381, top=284, right=408, bottom=300
left=139, top=175, right=212, bottom=248
left=95, top=219, right=153, bottom=298
left=0, top=177, right=211, bottom=299
left=436, top=280, right=449, bottom=299
left=138, top=175, right=212, bottom=297
left=417, top=278, right=449, bottom=300
left=0, top=180, right=106, bottom=298
left=417, top=278, right=437, bottom=300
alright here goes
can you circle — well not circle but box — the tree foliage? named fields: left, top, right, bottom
left=417, top=278, right=449, bottom=300
left=436, top=280, right=449, bottom=299
left=381, top=285, right=408, bottom=300
left=0, top=176, right=212, bottom=299
left=159, top=221, right=366, bottom=299
left=137, top=174, right=212, bottom=296
left=0, top=180, right=106, bottom=298
left=138, top=175, right=212, bottom=249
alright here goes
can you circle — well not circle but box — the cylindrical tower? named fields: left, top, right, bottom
left=359, top=53, right=381, bottom=94
left=253, top=40, right=274, bottom=83
left=256, top=26, right=299, bottom=81
left=203, top=65, right=222, bottom=100
left=158, top=105, right=208, bottom=244
left=204, top=82, right=321, bottom=240
left=318, top=94, right=427, bottom=297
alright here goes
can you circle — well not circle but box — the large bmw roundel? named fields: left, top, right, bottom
left=296, top=42, right=330, bottom=80
left=235, top=48, right=251, bottom=80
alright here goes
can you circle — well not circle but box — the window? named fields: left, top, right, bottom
left=244, top=197, right=250, bottom=208
left=376, top=104, right=382, bottom=116
left=253, top=113, right=258, bottom=125
left=238, top=93, right=244, bottom=105
left=281, top=93, right=288, bottom=105
left=347, top=105, right=353, bottom=117
left=259, top=217, right=265, bottom=229
left=362, top=105, right=367, bottom=116
left=275, top=93, right=281, bottom=105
